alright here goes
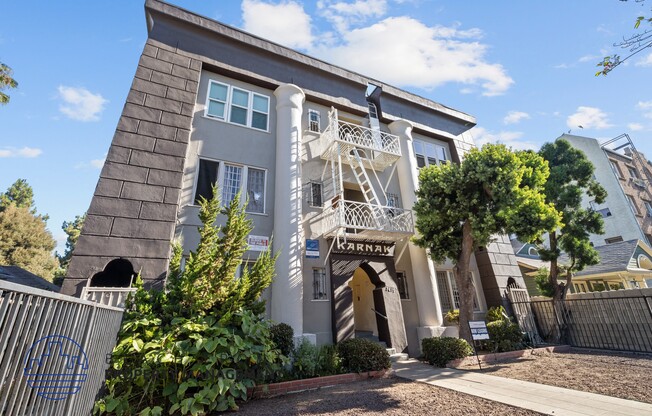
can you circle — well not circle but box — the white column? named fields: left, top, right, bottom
left=389, top=120, right=444, bottom=334
left=272, top=84, right=305, bottom=336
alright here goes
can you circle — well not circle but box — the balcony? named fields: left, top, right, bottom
left=322, top=199, right=414, bottom=241
left=320, top=118, right=402, bottom=171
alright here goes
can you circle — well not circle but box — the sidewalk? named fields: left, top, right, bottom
left=393, top=359, right=652, bottom=416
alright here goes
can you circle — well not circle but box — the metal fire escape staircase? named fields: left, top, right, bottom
left=319, top=101, right=414, bottom=245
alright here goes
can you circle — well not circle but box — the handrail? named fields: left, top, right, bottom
left=371, top=307, right=388, bottom=320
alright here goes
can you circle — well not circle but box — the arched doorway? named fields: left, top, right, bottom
left=90, top=258, right=135, bottom=287
left=349, top=267, right=381, bottom=339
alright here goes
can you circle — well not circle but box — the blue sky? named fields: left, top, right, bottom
left=2, top=0, right=651, bottom=253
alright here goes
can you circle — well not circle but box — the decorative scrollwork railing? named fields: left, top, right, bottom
left=323, top=200, right=414, bottom=237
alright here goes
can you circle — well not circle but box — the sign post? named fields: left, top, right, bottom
left=468, top=320, right=490, bottom=371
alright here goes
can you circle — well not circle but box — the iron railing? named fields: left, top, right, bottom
left=511, top=295, right=652, bottom=353
left=322, top=200, right=414, bottom=240
left=0, top=280, right=124, bottom=416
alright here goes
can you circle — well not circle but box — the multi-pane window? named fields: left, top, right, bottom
left=627, top=194, right=641, bottom=215
left=205, top=80, right=270, bottom=131
left=413, top=140, right=448, bottom=168
left=194, top=158, right=266, bottom=214
left=644, top=200, right=652, bottom=217
left=605, top=236, right=624, bottom=244
left=313, top=268, right=328, bottom=300
left=590, top=200, right=612, bottom=218
left=308, top=109, right=321, bottom=132
left=246, top=168, right=266, bottom=213
left=395, top=271, right=409, bottom=300
left=222, top=165, right=243, bottom=204
left=628, top=166, right=640, bottom=179
left=609, top=160, right=624, bottom=178
left=437, top=270, right=479, bottom=313
left=307, top=181, right=323, bottom=207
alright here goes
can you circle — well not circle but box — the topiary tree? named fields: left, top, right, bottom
left=413, top=144, right=561, bottom=342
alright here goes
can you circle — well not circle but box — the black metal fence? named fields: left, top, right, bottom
left=511, top=294, right=652, bottom=353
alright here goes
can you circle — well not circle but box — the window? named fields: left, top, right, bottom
left=627, top=166, right=640, bottom=179
left=308, top=109, right=321, bottom=132
left=395, top=271, right=409, bottom=300
left=246, top=168, right=266, bottom=213
left=590, top=200, right=612, bottom=218
left=609, top=160, right=624, bottom=178
left=626, top=194, right=641, bottom=216
left=387, top=193, right=400, bottom=216
left=413, top=140, right=448, bottom=169
left=605, top=236, right=624, bottom=244
left=436, top=271, right=459, bottom=313
left=205, top=80, right=269, bottom=131
left=307, top=181, right=323, bottom=207
left=235, top=261, right=255, bottom=279
left=313, top=268, right=328, bottom=300
left=644, top=201, right=652, bottom=217
left=194, top=158, right=267, bottom=214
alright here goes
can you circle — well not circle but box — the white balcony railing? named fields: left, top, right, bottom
left=80, top=286, right=136, bottom=308
left=323, top=199, right=414, bottom=241
left=320, top=116, right=402, bottom=171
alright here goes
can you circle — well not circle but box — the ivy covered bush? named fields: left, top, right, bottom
left=422, top=337, right=472, bottom=367
left=337, top=338, right=390, bottom=373
left=94, top=190, right=286, bottom=416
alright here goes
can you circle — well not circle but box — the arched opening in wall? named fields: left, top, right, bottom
left=506, top=277, right=520, bottom=290
left=90, top=258, right=135, bottom=287
left=348, top=263, right=391, bottom=346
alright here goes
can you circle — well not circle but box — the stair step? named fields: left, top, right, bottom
left=390, top=353, right=409, bottom=362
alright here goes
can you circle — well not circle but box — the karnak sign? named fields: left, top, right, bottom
left=332, top=239, right=395, bottom=256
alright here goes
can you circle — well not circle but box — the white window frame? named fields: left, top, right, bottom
left=193, top=157, right=267, bottom=215
left=308, top=109, right=321, bottom=132
left=627, top=165, right=640, bottom=179
left=413, top=140, right=449, bottom=169
left=437, top=270, right=480, bottom=313
left=312, top=268, right=329, bottom=301
left=204, top=80, right=270, bottom=132
left=609, top=160, right=624, bottom=179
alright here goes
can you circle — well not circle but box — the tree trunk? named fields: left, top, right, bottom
left=454, top=220, right=476, bottom=343
left=548, top=231, right=564, bottom=302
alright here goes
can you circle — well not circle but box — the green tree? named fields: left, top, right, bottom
left=597, top=0, right=651, bottom=75
left=537, top=139, right=607, bottom=301
left=96, top=188, right=282, bottom=415
left=54, top=213, right=86, bottom=285
left=0, top=203, right=59, bottom=281
left=0, top=62, right=18, bottom=104
left=0, top=178, right=35, bottom=212
left=413, top=144, right=561, bottom=342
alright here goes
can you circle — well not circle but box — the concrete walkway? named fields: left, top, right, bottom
left=393, top=359, right=652, bottom=416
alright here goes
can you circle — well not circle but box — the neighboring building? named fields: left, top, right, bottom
left=561, top=239, right=652, bottom=292
left=561, top=133, right=652, bottom=247
left=0, top=266, right=60, bottom=292
left=62, top=0, right=525, bottom=356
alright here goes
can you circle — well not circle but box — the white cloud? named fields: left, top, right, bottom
left=578, top=54, right=599, bottom=63
left=318, top=0, right=387, bottom=33
left=314, top=16, right=513, bottom=96
left=628, top=123, right=644, bottom=131
left=503, top=111, right=530, bottom=125
left=242, top=0, right=313, bottom=49
left=57, top=86, right=107, bottom=122
left=566, top=106, right=612, bottom=130
left=469, top=127, right=538, bottom=151
left=635, top=52, right=652, bottom=67
left=75, top=155, right=106, bottom=169
left=637, top=101, right=652, bottom=119
left=0, top=147, right=43, bottom=158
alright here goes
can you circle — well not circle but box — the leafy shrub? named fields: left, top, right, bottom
left=270, top=323, right=294, bottom=357
left=95, top=189, right=285, bottom=416
left=337, top=338, right=390, bottom=373
left=315, top=344, right=343, bottom=376
left=292, top=338, right=319, bottom=379
left=421, top=337, right=472, bottom=367
left=534, top=267, right=555, bottom=297
left=486, top=320, right=523, bottom=352
left=444, top=309, right=459, bottom=325
left=486, top=306, right=508, bottom=323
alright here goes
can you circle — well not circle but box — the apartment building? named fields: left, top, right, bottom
left=62, top=0, right=525, bottom=356
left=561, top=134, right=652, bottom=247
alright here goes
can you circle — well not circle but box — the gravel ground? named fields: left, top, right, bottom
left=457, top=348, right=652, bottom=404
left=234, top=376, right=543, bottom=416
